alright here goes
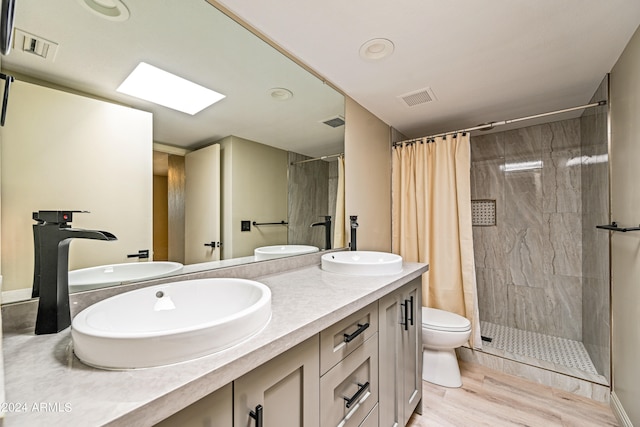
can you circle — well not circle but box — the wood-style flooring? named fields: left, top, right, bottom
left=408, top=361, right=619, bottom=427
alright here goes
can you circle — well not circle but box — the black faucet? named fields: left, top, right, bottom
left=310, top=215, right=332, bottom=250
left=350, top=215, right=359, bottom=251
left=32, top=210, right=117, bottom=335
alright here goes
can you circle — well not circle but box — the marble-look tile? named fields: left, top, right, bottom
left=471, top=133, right=504, bottom=162
left=583, top=276, right=611, bottom=380
left=582, top=213, right=610, bottom=280
left=476, top=267, right=508, bottom=325
left=287, top=152, right=330, bottom=249
left=504, top=225, right=545, bottom=288
left=473, top=226, right=507, bottom=270
left=543, top=213, right=582, bottom=277
left=470, top=159, right=504, bottom=203
left=541, top=118, right=581, bottom=151
left=328, top=161, right=338, bottom=227
left=503, top=126, right=542, bottom=158
left=507, top=284, right=549, bottom=334
left=504, top=166, right=543, bottom=228
left=542, top=148, right=581, bottom=214
left=581, top=146, right=609, bottom=218
left=544, top=275, right=582, bottom=340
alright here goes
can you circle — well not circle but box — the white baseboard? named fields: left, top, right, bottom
left=610, top=391, right=633, bottom=427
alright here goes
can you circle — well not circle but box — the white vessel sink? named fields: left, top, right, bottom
left=254, top=245, right=319, bottom=260
left=69, top=261, right=184, bottom=292
left=321, top=251, right=403, bottom=276
left=72, top=278, right=272, bottom=369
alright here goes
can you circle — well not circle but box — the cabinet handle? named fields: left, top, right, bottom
left=249, top=404, right=263, bottom=427
left=343, top=322, right=369, bottom=343
left=401, top=300, right=409, bottom=331
left=343, top=382, right=370, bottom=409
left=407, top=296, right=414, bottom=326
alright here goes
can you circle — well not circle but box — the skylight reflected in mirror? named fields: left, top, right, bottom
left=117, top=62, right=226, bottom=115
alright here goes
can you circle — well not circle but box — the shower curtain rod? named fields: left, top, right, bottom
left=394, top=100, right=607, bottom=146
left=291, top=153, right=343, bottom=165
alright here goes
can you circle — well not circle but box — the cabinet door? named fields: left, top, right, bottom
left=154, top=383, right=232, bottom=427
left=378, top=292, right=402, bottom=427
left=234, top=336, right=320, bottom=427
left=378, top=278, right=423, bottom=427
left=400, top=280, right=422, bottom=426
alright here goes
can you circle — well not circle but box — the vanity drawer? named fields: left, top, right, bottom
left=359, top=404, right=378, bottom=427
left=320, top=302, right=378, bottom=374
left=320, top=334, right=378, bottom=427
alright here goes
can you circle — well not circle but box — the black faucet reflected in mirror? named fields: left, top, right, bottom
left=32, top=210, right=117, bottom=335
left=310, top=215, right=332, bottom=250
left=350, top=215, right=359, bottom=251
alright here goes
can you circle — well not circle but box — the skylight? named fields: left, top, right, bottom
left=117, top=62, right=225, bottom=115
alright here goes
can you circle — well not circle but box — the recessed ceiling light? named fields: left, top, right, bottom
left=359, top=38, right=394, bottom=61
left=77, top=0, right=130, bottom=22
left=267, top=87, right=293, bottom=101
left=117, top=62, right=226, bottom=115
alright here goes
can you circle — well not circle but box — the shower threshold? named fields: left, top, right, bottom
left=478, top=321, right=608, bottom=386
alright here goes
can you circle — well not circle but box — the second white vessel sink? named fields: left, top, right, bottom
left=72, top=278, right=272, bottom=369
left=254, top=245, right=319, bottom=260
left=69, top=261, right=183, bottom=292
left=321, top=251, right=403, bottom=276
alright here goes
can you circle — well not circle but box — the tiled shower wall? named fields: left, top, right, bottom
left=580, top=76, right=610, bottom=382
left=287, top=152, right=336, bottom=248
left=471, top=119, right=584, bottom=342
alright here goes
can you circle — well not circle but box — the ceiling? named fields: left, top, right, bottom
left=1, top=0, right=345, bottom=158
left=213, top=0, right=640, bottom=139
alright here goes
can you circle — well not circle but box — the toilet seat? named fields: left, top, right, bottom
left=422, top=307, right=471, bottom=332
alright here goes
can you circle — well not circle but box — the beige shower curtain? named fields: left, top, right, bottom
left=333, top=155, right=346, bottom=248
left=392, top=134, right=481, bottom=349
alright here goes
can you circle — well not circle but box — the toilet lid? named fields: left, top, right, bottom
left=422, top=307, right=471, bottom=332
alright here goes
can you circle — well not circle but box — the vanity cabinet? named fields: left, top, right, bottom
left=378, top=278, right=422, bottom=427
left=155, top=383, right=232, bottom=427
left=153, top=281, right=421, bottom=427
left=234, top=336, right=320, bottom=427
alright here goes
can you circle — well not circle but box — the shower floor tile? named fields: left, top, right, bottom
left=480, top=321, right=599, bottom=376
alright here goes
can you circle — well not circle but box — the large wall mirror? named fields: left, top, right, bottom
left=0, top=0, right=345, bottom=303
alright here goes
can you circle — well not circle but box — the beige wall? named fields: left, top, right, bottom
left=344, top=97, right=391, bottom=251
left=220, top=136, right=288, bottom=258
left=1, top=81, right=153, bottom=293
left=610, top=24, right=640, bottom=425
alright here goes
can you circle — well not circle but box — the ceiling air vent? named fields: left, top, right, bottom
left=322, top=115, right=345, bottom=128
left=399, top=87, right=437, bottom=107
left=13, top=29, right=59, bottom=61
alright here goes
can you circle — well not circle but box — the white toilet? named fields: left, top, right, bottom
left=421, top=307, right=471, bottom=388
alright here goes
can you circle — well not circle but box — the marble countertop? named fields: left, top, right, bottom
left=2, top=262, right=427, bottom=426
